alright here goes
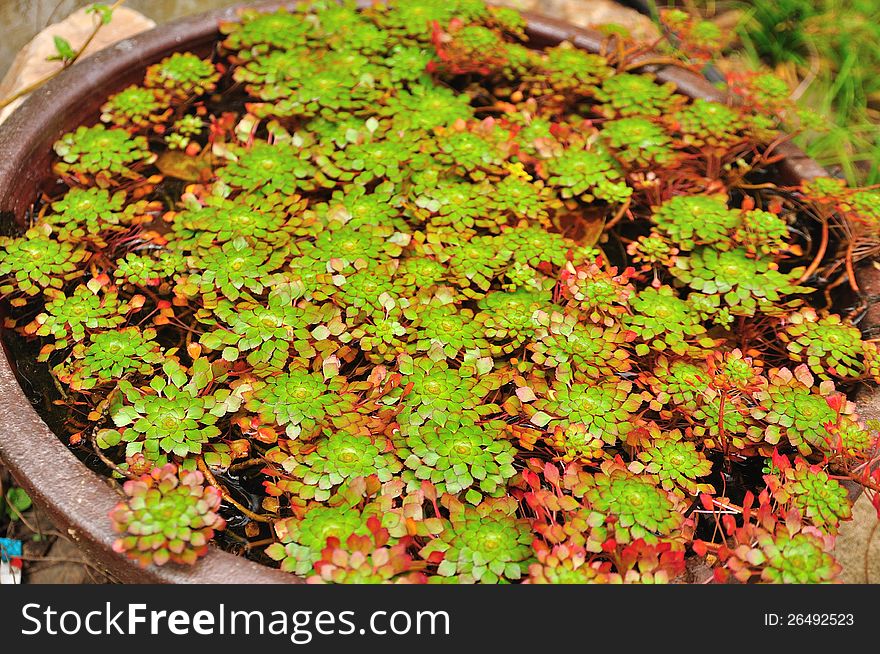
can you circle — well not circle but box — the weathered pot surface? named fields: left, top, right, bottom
left=0, top=1, right=872, bottom=583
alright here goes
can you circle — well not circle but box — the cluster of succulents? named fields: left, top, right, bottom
left=109, top=464, right=225, bottom=566
left=2, top=0, right=877, bottom=581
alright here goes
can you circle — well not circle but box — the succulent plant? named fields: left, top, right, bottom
left=601, top=117, right=676, bottom=167
left=780, top=308, right=869, bottom=379
left=218, top=142, right=317, bottom=195
left=266, top=503, right=383, bottom=575
left=397, top=418, right=516, bottom=503
left=277, top=432, right=402, bottom=501
left=145, top=52, right=220, bottom=100
left=543, top=148, right=632, bottom=203
left=245, top=367, right=357, bottom=439
left=527, top=541, right=617, bottom=584
left=392, top=357, right=502, bottom=428
left=671, top=247, right=807, bottom=317
left=53, top=125, right=156, bottom=183
left=528, top=377, right=644, bottom=443
left=633, top=428, right=713, bottom=495
left=7, top=0, right=875, bottom=583
left=580, top=470, right=684, bottom=544
left=558, top=263, right=633, bottom=326
left=176, top=237, right=287, bottom=303
left=26, top=285, right=129, bottom=355
left=110, top=464, right=225, bottom=566
left=767, top=460, right=852, bottom=533
left=737, top=208, right=789, bottom=256
left=672, top=99, right=746, bottom=148
left=751, top=366, right=856, bottom=455
left=54, top=327, right=164, bottom=391
left=714, top=507, right=841, bottom=584
left=529, top=310, right=633, bottom=382
left=96, top=359, right=238, bottom=464
left=535, top=43, right=613, bottom=95
left=100, top=85, right=171, bottom=129
left=114, top=251, right=187, bottom=287
left=165, top=114, right=207, bottom=150
left=309, top=519, right=424, bottom=584
left=595, top=73, right=681, bottom=118
left=544, top=423, right=608, bottom=463
left=408, top=304, right=489, bottom=359
left=43, top=187, right=135, bottom=244
left=650, top=195, right=741, bottom=251
left=624, top=285, right=712, bottom=356
left=0, top=228, right=87, bottom=296
left=421, top=499, right=533, bottom=583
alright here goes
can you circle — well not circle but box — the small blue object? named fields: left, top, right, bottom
left=0, top=537, right=23, bottom=561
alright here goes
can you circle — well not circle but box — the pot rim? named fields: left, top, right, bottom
left=0, top=1, right=862, bottom=584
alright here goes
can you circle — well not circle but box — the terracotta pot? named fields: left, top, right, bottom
left=0, top=1, right=871, bottom=584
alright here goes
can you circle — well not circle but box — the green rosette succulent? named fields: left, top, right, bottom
left=170, top=193, right=300, bottom=247
left=529, top=378, right=644, bottom=444
left=534, top=43, right=613, bottom=96
left=245, top=368, right=357, bottom=439
left=177, top=237, right=287, bottom=303
left=670, top=248, right=807, bottom=317
left=750, top=366, right=856, bottom=455
left=491, top=176, right=556, bottom=223
left=408, top=304, right=489, bottom=359
left=54, top=327, right=164, bottom=391
left=53, top=125, right=156, bottom=182
left=0, top=228, right=87, bottom=296
left=278, top=432, right=402, bottom=501
left=475, top=288, right=552, bottom=353
left=737, top=209, right=789, bottom=256
left=199, top=292, right=322, bottom=371
left=110, top=464, right=225, bottom=566
left=144, top=52, right=220, bottom=99
left=332, top=266, right=402, bottom=321
left=96, top=359, right=239, bottom=464
left=770, top=462, right=852, bottom=533
left=634, top=429, right=712, bottom=495
left=164, top=114, right=206, bottom=150
left=218, top=141, right=318, bottom=195
left=543, top=148, right=632, bottom=203
left=650, top=195, right=741, bottom=251
left=350, top=315, right=409, bottom=364
left=43, top=187, right=133, bottom=244
left=755, top=529, right=841, bottom=583
left=671, top=99, right=746, bottom=148
left=780, top=308, right=869, bottom=379
left=114, top=251, right=188, bottom=287
left=545, top=423, right=608, bottom=463
left=26, top=285, right=129, bottom=355
left=529, top=310, right=633, bottom=382
left=266, top=503, right=382, bottom=575
left=391, top=357, right=502, bottom=428
left=624, top=285, right=713, bottom=356
left=100, top=85, right=171, bottom=129
left=559, top=263, right=632, bottom=326
left=594, top=72, right=681, bottom=118
left=442, top=236, right=512, bottom=296
left=396, top=418, right=516, bottom=503
left=421, top=499, right=533, bottom=583
left=309, top=525, right=424, bottom=584
left=580, top=470, right=684, bottom=544
left=220, top=7, right=315, bottom=55
left=601, top=117, right=676, bottom=167
left=381, top=84, right=474, bottom=131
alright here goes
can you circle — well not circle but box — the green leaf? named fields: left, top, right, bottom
left=87, top=3, right=115, bottom=24
left=50, top=36, right=76, bottom=62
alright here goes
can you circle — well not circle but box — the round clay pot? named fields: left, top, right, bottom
left=0, top=1, right=871, bottom=583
